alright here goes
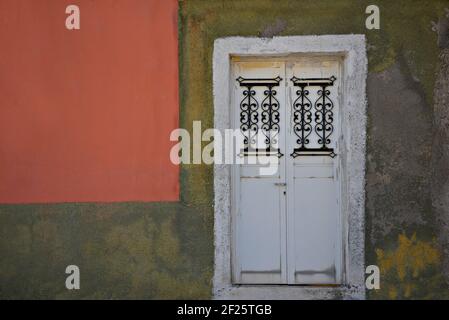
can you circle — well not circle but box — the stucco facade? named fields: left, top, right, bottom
left=1, top=0, right=449, bottom=299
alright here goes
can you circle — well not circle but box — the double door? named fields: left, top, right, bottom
left=232, top=57, right=343, bottom=285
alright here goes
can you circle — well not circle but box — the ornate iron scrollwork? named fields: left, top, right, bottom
left=237, top=76, right=283, bottom=157
left=290, top=76, right=337, bottom=158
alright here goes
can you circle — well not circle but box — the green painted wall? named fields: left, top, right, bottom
left=1, top=0, right=449, bottom=299
left=0, top=202, right=213, bottom=299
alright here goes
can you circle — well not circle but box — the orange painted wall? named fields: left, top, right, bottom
left=0, top=0, right=179, bottom=203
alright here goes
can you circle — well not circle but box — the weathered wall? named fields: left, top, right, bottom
left=179, top=0, right=449, bottom=299
left=432, top=36, right=449, bottom=293
left=1, top=0, right=449, bottom=299
left=0, top=0, right=213, bottom=299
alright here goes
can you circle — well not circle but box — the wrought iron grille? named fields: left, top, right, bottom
left=290, top=76, right=337, bottom=158
left=237, top=76, right=283, bottom=157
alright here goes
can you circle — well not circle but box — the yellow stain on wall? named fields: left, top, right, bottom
left=375, top=233, right=441, bottom=299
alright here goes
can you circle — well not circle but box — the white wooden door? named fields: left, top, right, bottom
left=232, top=61, right=287, bottom=284
left=232, top=57, right=342, bottom=285
left=286, top=59, right=342, bottom=285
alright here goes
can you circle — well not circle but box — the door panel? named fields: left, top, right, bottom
left=286, top=58, right=342, bottom=284
left=292, top=164, right=339, bottom=284
left=238, top=178, right=283, bottom=283
left=232, top=61, right=287, bottom=284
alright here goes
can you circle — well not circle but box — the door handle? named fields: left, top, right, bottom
left=274, top=182, right=287, bottom=186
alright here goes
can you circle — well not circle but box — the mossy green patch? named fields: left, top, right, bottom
left=0, top=203, right=212, bottom=299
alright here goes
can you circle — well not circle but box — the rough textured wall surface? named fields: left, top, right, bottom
left=0, top=0, right=213, bottom=299
left=432, top=47, right=449, bottom=289
left=0, top=203, right=213, bottom=299
left=1, top=0, right=449, bottom=299
left=178, top=0, right=449, bottom=299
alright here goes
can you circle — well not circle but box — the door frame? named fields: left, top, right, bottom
left=213, top=35, right=367, bottom=299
